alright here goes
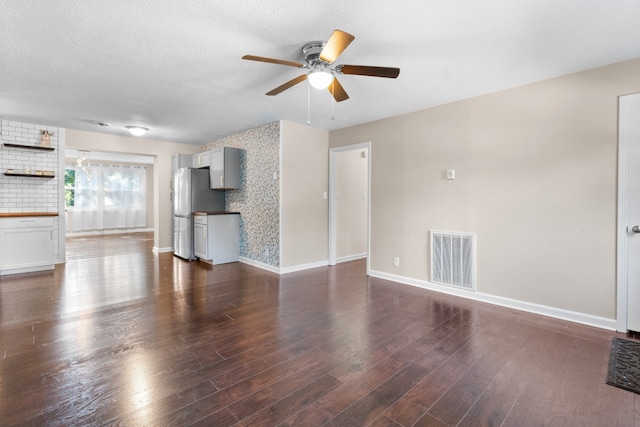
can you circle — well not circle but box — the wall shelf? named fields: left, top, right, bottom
left=3, top=143, right=55, bottom=151
left=4, top=172, right=55, bottom=178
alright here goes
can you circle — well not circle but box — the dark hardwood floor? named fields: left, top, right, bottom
left=0, top=232, right=638, bottom=426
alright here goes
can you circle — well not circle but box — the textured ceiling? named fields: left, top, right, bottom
left=1, top=1, right=640, bottom=146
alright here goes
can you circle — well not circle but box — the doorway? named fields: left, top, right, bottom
left=617, top=92, right=640, bottom=332
left=64, top=148, right=154, bottom=234
left=64, top=148, right=155, bottom=259
left=328, top=142, right=371, bottom=273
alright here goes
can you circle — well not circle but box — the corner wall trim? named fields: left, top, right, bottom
left=239, top=257, right=330, bottom=275
left=337, top=253, right=367, bottom=264
left=369, top=269, right=617, bottom=331
left=279, top=260, right=329, bottom=274
left=153, top=246, right=174, bottom=254
left=239, top=257, right=280, bottom=274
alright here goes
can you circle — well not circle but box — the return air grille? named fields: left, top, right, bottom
left=430, top=230, right=476, bottom=291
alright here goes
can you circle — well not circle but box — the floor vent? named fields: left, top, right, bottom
left=430, top=230, right=476, bottom=291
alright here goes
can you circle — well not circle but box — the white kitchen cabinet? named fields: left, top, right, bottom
left=210, top=147, right=240, bottom=189
left=0, top=216, right=55, bottom=275
left=193, top=213, right=240, bottom=264
left=172, top=153, right=193, bottom=171
left=193, top=216, right=207, bottom=260
left=193, top=151, right=210, bottom=169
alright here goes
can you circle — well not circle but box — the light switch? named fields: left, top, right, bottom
left=446, top=169, right=455, bottom=180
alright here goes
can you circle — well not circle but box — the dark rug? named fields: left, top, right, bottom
left=607, top=337, right=640, bottom=394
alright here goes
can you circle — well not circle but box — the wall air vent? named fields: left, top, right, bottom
left=430, top=230, right=476, bottom=291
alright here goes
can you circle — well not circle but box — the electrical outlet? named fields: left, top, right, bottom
left=393, top=257, right=400, bottom=267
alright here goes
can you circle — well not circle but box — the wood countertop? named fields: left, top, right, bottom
left=0, top=212, right=59, bottom=217
left=193, top=211, right=240, bottom=215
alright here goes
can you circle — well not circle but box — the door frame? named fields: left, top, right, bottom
left=617, top=93, right=640, bottom=332
left=328, top=142, right=371, bottom=274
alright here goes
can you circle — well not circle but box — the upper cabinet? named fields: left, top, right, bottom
left=210, top=147, right=240, bottom=190
left=193, top=152, right=210, bottom=169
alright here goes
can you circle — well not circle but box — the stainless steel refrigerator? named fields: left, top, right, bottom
left=173, top=167, right=225, bottom=260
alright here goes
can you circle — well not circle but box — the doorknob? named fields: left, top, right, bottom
left=632, top=225, right=640, bottom=233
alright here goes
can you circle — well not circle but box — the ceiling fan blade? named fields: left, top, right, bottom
left=242, top=55, right=304, bottom=68
left=337, top=64, right=400, bottom=78
left=266, top=74, right=307, bottom=96
left=319, top=30, right=355, bottom=63
left=328, top=78, right=349, bottom=102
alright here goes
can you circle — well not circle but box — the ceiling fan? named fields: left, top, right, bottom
left=242, top=30, right=400, bottom=102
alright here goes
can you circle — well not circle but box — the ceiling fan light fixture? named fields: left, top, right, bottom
left=126, top=126, right=149, bottom=137
left=308, top=70, right=334, bottom=89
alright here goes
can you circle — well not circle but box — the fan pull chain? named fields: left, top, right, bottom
left=307, top=81, right=311, bottom=125
left=331, top=80, right=335, bottom=121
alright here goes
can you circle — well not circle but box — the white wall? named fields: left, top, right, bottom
left=330, top=57, right=640, bottom=325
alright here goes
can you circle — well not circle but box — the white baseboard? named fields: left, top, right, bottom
left=336, top=253, right=367, bottom=264
left=369, top=269, right=617, bottom=331
left=279, top=260, right=329, bottom=274
left=0, top=264, right=55, bottom=276
left=66, top=228, right=153, bottom=237
left=228, top=259, right=616, bottom=330
left=238, top=257, right=330, bottom=275
left=239, top=257, right=280, bottom=274
left=153, top=246, right=174, bottom=254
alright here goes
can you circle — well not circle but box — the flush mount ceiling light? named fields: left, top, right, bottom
left=125, top=126, right=149, bottom=137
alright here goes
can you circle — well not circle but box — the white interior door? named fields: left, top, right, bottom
left=619, top=93, right=640, bottom=332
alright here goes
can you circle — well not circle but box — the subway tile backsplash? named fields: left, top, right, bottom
left=0, top=119, right=61, bottom=260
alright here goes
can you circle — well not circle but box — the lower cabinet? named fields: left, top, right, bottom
left=0, top=216, right=55, bottom=275
left=194, top=213, right=240, bottom=264
left=194, top=219, right=208, bottom=260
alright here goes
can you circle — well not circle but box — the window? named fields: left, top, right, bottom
left=68, top=164, right=147, bottom=231
left=65, top=168, right=76, bottom=207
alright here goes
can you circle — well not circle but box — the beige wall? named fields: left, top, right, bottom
left=280, top=121, right=329, bottom=269
left=330, top=58, right=640, bottom=320
left=336, top=149, right=368, bottom=260
left=65, top=129, right=200, bottom=250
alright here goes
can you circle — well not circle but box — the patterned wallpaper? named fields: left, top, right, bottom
left=202, top=122, right=280, bottom=266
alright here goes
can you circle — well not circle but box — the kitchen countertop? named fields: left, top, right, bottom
left=193, top=211, right=240, bottom=215
left=0, top=212, right=59, bottom=217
